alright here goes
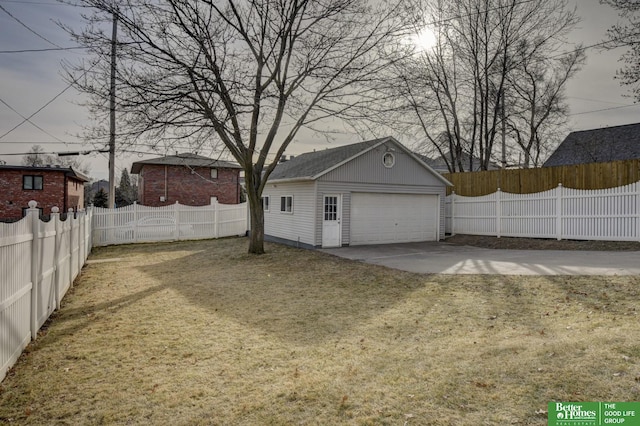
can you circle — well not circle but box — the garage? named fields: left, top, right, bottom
left=350, top=193, right=439, bottom=245
left=263, top=137, right=451, bottom=249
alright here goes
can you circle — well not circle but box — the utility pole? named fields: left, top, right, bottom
left=108, top=3, right=117, bottom=208
left=501, top=89, right=506, bottom=170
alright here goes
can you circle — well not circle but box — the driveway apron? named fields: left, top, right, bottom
left=320, top=242, right=640, bottom=275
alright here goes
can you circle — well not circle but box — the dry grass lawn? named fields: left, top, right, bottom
left=0, top=237, right=639, bottom=425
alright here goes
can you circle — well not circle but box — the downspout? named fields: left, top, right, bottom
left=164, top=165, right=168, bottom=203
left=63, top=173, right=68, bottom=213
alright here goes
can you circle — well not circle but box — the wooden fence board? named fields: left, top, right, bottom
left=443, top=159, right=640, bottom=196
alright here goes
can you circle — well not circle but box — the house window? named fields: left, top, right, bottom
left=210, top=168, right=218, bottom=179
left=280, top=195, right=293, bottom=213
left=262, top=196, right=270, bottom=212
left=382, top=152, right=395, bottom=168
left=23, top=175, right=43, bottom=190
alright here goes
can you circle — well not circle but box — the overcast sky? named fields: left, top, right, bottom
left=1, top=0, right=638, bottom=180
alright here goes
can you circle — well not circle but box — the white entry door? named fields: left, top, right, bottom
left=322, top=195, right=342, bottom=247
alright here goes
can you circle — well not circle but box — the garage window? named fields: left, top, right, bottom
left=262, top=196, right=270, bottom=212
left=280, top=195, right=293, bottom=213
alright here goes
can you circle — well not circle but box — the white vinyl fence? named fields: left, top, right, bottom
left=92, top=201, right=248, bottom=247
left=445, top=181, right=640, bottom=241
left=0, top=202, right=92, bottom=382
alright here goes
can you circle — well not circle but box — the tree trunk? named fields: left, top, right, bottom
left=247, top=185, right=265, bottom=255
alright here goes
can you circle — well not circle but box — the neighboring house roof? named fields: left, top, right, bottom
left=269, top=136, right=452, bottom=186
left=544, top=122, right=640, bottom=167
left=0, top=165, right=90, bottom=182
left=130, top=153, right=242, bottom=174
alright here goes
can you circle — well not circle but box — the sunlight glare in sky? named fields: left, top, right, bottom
left=412, top=27, right=438, bottom=51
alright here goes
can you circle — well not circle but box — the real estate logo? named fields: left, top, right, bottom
left=548, top=402, right=640, bottom=426
left=551, top=402, right=597, bottom=425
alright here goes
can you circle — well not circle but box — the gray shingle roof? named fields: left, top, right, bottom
left=543, top=122, right=640, bottom=167
left=0, top=165, right=90, bottom=182
left=269, top=138, right=391, bottom=180
left=130, top=153, right=241, bottom=174
left=269, top=137, right=452, bottom=187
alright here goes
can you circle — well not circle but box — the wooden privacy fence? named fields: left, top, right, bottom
left=92, top=201, right=248, bottom=247
left=443, top=159, right=640, bottom=196
left=0, top=202, right=92, bottom=382
left=445, top=181, right=640, bottom=241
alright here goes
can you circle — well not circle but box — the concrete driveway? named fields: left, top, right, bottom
left=320, top=241, right=640, bottom=275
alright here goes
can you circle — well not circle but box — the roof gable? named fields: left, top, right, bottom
left=269, top=138, right=388, bottom=180
left=131, top=153, right=241, bottom=174
left=544, top=122, right=640, bottom=167
left=269, top=137, right=451, bottom=186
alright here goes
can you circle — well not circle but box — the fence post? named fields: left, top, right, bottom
left=496, top=188, right=502, bottom=238
left=450, top=191, right=456, bottom=236
left=51, top=207, right=62, bottom=311
left=213, top=199, right=219, bottom=239
left=27, top=200, right=40, bottom=340
left=174, top=201, right=180, bottom=240
left=636, top=181, right=640, bottom=241
left=77, top=209, right=85, bottom=274
left=556, top=183, right=563, bottom=240
left=86, top=206, right=93, bottom=249
left=133, top=202, right=138, bottom=243
left=68, top=208, right=75, bottom=286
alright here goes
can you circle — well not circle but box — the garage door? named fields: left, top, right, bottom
left=350, top=193, right=438, bottom=245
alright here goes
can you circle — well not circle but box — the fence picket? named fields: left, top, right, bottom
left=91, top=201, right=247, bottom=247
left=445, top=181, right=640, bottom=241
left=0, top=201, right=93, bottom=382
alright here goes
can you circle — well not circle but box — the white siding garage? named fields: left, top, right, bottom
left=350, top=193, right=439, bottom=245
left=263, top=137, right=452, bottom=249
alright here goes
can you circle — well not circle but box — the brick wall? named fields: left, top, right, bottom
left=0, top=169, right=86, bottom=220
left=138, top=164, right=240, bottom=206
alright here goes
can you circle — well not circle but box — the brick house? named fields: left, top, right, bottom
left=131, top=153, right=242, bottom=206
left=0, top=165, right=90, bottom=221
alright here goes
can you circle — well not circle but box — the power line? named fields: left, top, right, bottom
left=0, top=148, right=107, bottom=156
left=0, top=97, right=67, bottom=142
left=0, top=83, right=75, bottom=140
left=567, top=96, right=630, bottom=106
left=0, top=62, right=97, bottom=140
left=0, top=46, right=86, bottom=54
left=549, top=30, right=640, bottom=60
left=0, top=141, right=86, bottom=145
left=569, top=102, right=640, bottom=116
left=0, top=4, right=64, bottom=49
left=0, top=0, right=75, bottom=4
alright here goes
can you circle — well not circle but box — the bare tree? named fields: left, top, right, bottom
left=63, top=0, right=410, bottom=253
left=380, top=0, right=581, bottom=172
left=601, top=0, right=640, bottom=100
left=22, top=145, right=49, bottom=167
left=22, top=144, right=91, bottom=173
left=506, top=42, right=584, bottom=167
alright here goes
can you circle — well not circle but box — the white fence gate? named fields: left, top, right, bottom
left=445, top=181, right=640, bottom=241
left=92, top=201, right=248, bottom=247
left=0, top=202, right=92, bottom=382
